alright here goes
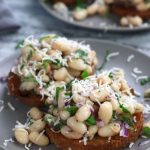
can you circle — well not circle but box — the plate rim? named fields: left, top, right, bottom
left=39, top=0, right=150, bottom=33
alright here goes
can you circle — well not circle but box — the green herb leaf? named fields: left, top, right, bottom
left=76, top=0, right=86, bottom=9
left=43, top=114, right=54, bottom=124
left=98, top=50, right=109, bottom=71
left=52, top=59, right=62, bottom=67
left=64, top=92, right=72, bottom=97
left=27, top=50, right=33, bottom=60
left=15, top=40, right=24, bottom=49
left=39, top=34, right=59, bottom=42
left=108, top=72, right=113, bottom=79
left=43, top=60, right=50, bottom=70
left=55, top=87, right=64, bottom=101
left=75, top=49, right=88, bottom=58
left=140, top=77, right=150, bottom=86
left=65, top=106, right=78, bottom=116
left=119, top=114, right=134, bottom=127
left=81, top=70, right=89, bottom=79
left=142, top=127, right=150, bottom=138
left=22, top=75, right=37, bottom=83
left=66, top=80, right=73, bottom=90
left=53, top=122, right=63, bottom=132
left=85, top=115, right=96, bottom=126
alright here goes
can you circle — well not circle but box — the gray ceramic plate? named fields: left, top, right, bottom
left=39, top=0, right=150, bottom=32
left=0, top=39, right=150, bottom=150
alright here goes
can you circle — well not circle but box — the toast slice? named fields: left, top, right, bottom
left=45, top=113, right=143, bottom=150
left=7, top=72, right=45, bottom=107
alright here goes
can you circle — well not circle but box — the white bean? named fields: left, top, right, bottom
left=75, top=105, right=91, bottom=122
left=29, top=131, right=49, bottom=146
left=111, top=82, right=121, bottom=92
left=67, top=117, right=87, bottom=134
left=29, top=119, right=46, bottom=132
left=29, top=107, right=43, bottom=120
left=110, top=98, right=119, bottom=110
left=87, top=3, right=99, bottom=15
left=53, top=108, right=59, bottom=117
left=120, top=17, right=129, bottom=27
left=134, top=103, right=144, bottom=113
left=52, top=40, right=76, bottom=54
left=41, top=74, right=49, bottom=82
left=53, top=67, right=68, bottom=81
left=98, top=123, right=120, bottom=137
left=61, top=126, right=83, bottom=139
left=15, top=128, right=29, bottom=144
left=68, top=59, right=87, bottom=71
left=87, top=125, right=98, bottom=139
left=72, top=93, right=87, bottom=103
left=58, top=92, right=65, bottom=109
left=60, top=110, right=70, bottom=120
left=136, top=3, right=150, bottom=11
left=97, top=5, right=108, bottom=16
left=31, top=53, right=42, bottom=61
left=73, top=9, right=88, bottom=21
left=86, top=65, right=93, bottom=75
left=68, top=68, right=81, bottom=77
left=128, top=16, right=143, bottom=27
left=20, top=81, right=37, bottom=91
left=90, top=89, right=109, bottom=103
left=98, top=102, right=113, bottom=124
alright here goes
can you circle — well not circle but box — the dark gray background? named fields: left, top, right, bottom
left=0, top=0, right=150, bottom=62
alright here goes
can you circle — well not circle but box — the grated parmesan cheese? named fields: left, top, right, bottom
left=7, top=102, right=15, bottom=111
left=106, top=52, right=120, bottom=61
left=133, top=67, right=142, bottom=74
left=129, top=142, right=134, bottom=149
left=127, top=54, right=135, bottom=62
left=131, top=73, right=137, bottom=79
left=25, top=144, right=30, bottom=150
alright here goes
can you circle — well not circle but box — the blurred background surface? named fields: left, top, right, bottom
left=0, top=0, right=150, bottom=62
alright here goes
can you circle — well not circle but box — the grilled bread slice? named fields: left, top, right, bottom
left=7, top=72, right=45, bottom=107
left=45, top=113, right=143, bottom=150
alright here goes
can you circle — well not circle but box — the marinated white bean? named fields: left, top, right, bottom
left=75, top=105, right=91, bottom=122
left=15, top=128, right=29, bottom=144
left=68, top=59, right=87, bottom=71
left=73, top=9, right=88, bottom=21
left=134, top=103, right=144, bottom=113
left=29, top=119, right=46, bottom=132
left=87, top=125, right=98, bottom=139
left=98, top=102, right=113, bottom=124
left=61, top=126, right=83, bottom=139
left=60, top=110, right=70, bottom=120
left=29, top=131, right=49, bottom=146
left=144, top=88, right=150, bottom=98
left=20, top=82, right=37, bottom=91
left=67, top=117, right=87, bottom=134
left=87, top=3, right=99, bottom=15
left=98, top=123, right=121, bottom=137
left=53, top=67, right=69, bottom=81
left=29, top=107, right=43, bottom=120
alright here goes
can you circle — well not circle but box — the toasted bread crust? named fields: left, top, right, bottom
left=7, top=72, right=45, bottom=107
left=110, top=4, right=150, bottom=20
left=46, top=113, right=143, bottom=150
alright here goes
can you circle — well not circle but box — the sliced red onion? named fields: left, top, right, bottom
left=76, top=101, right=84, bottom=108
left=64, top=101, right=70, bottom=106
left=97, top=120, right=105, bottom=128
left=120, top=123, right=128, bottom=137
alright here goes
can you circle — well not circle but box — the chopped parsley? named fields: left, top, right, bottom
left=66, top=80, right=73, bottom=90
left=81, top=70, right=89, bottom=79
left=108, top=72, right=113, bottom=79
left=39, top=34, right=59, bottom=42
left=142, top=126, right=150, bottom=138
left=52, top=59, right=62, bottom=67
left=64, top=92, right=72, bottom=97
left=85, top=115, right=96, bottom=126
left=65, top=106, right=78, bottom=116
left=75, top=49, right=88, bottom=58
left=22, top=75, right=37, bottom=83
left=55, top=87, right=64, bottom=101
left=27, top=50, right=33, bottom=60
left=53, top=122, right=63, bottom=132
left=119, top=114, right=134, bottom=127
left=15, top=40, right=24, bottom=49
left=43, top=114, right=54, bottom=124
left=98, top=50, right=109, bottom=71
left=140, top=77, right=150, bottom=86
left=76, top=0, right=86, bottom=9
left=42, top=60, right=50, bottom=70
